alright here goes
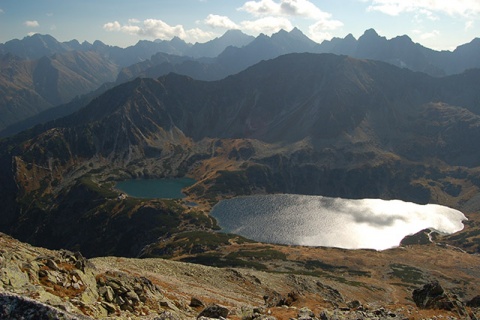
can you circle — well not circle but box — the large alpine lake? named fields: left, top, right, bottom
left=115, top=178, right=195, bottom=199
left=210, top=194, right=467, bottom=250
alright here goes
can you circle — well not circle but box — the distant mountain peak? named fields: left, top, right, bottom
left=171, top=36, right=188, bottom=45
left=273, top=29, right=290, bottom=37
left=392, top=34, right=414, bottom=44
left=289, top=27, right=303, bottom=35
left=345, top=33, right=356, bottom=41
left=363, top=28, right=379, bottom=37
left=256, top=33, right=269, bottom=40
left=23, top=33, right=58, bottom=43
left=223, top=29, right=244, bottom=36
left=289, top=27, right=310, bottom=39
left=358, top=28, right=387, bottom=43
left=218, top=29, right=252, bottom=42
left=271, top=28, right=312, bottom=42
left=92, top=40, right=107, bottom=48
left=185, top=29, right=254, bottom=58
left=26, top=33, right=43, bottom=39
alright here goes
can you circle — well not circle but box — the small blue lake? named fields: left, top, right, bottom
left=115, top=178, right=196, bottom=199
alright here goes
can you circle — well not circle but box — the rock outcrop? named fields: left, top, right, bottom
left=1, top=232, right=480, bottom=320
left=412, top=281, right=473, bottom=319
left=96, top=270, right=164, bottom=316
left=0, top=292, right=93, bottom=320
left=0, top=232, right=181, bottom=318
left=467, top=296, right=480, bottom=308
left=197, top=304, right=230, bottom=319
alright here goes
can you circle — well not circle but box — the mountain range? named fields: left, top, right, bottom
left=1, top=27, right=480, bottom=320
left=119, top=28, right=480, bottom=83
left=0, top=30, right=255, bottom=65
left=0, top=31, right=254, bottom=133
left=1, top=53, right=480, bottom=259
left=2, top=28, right=480, bottom=135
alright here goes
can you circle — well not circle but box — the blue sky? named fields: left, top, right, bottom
left=1, top=0, right=479, bottom=51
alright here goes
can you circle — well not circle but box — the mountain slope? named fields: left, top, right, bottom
left=4, top=30, right=478, bottom=135
left=0, top=51, right=119, bottom=131
left=1, top=53, right=480, bottom=258
left=3, top=232, right=479, bottom=319
left=0, top=31, right=257, bottom=133
left=76, top=53, right=480, bottom=164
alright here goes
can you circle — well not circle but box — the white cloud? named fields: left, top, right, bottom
left=240, top=16, right=293, bottom=34
left=366, top=0, right=480, bottom=17
left=0, top=8, right=4, bottom=14
left=412, top=29, right=440, bottom=42
left=238, top=0, right=343, bottom=36
left=280, top=0, right=331, bottom=19
left=204, top=14, right=240, bottom=29
left=308, top=19, right=344, bottom=42
left=142, top=19, right=186, bottom=39
left=418, top=9, right=439, bottom=21
left=103, top=19, right=215, bottom=43
left=240, top=0, right=280, bottom=16
left=103, top=21, right=121, bottom=31
left=103, top=19, right=183, bottom=39
left=24, top=20, right=39, bottom=28
left=239, top=0, right=332, bottom=20
left=120, top=25, right=142, bottom=35
left=465, top=20, right=474, bottom=30
left=27, top=32, right=37, bottom=36
left=104, top=0, right=345, bottom=43
left=419, top=30, right=440, bottom=40
left=186, top=28, right=216, bottom=43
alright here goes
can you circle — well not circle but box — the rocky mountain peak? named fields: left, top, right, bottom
left=344, top=33, right=356, bottom=41
left=361, top=28, right=380, bottom=38
left=222, top=29, right=248, bottom=38
left=170, top=36, right=188, bottom=46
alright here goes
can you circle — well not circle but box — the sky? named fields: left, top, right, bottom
left=0, top=0, right=479, bottom=51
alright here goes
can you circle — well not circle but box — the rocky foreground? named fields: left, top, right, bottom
left=1, top=232, right=479, bottom=320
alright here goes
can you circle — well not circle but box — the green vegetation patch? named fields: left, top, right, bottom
left=79, top=176, right=117, bottom=199
left=304, top=260, right=371, bottom=277
left=161, top=199, right=185, bottom=213
left=448, top=228, right=480, bottom=242
left=176, top=231, right=253, bottom=247
left=180, top=253, right=267, bottom=270
left=139, top=231, right=255, bottom=258
left=227, top=249, right=287, bottom=261
left=208, top=170, right=251, bottom=195
left=389, top=263, right=425, bottom=284
left=183, top=211, right=220, bottom=230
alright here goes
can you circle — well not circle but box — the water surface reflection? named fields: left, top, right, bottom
left=210, top=194, right=466, bottom=250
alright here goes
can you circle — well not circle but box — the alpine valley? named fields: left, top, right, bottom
left=1, top=29, right=480, bottom=319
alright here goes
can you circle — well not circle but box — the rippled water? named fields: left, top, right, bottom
left=210, top=194, right=467, bottom=250
left=115, top=178, right=195, bottom=199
